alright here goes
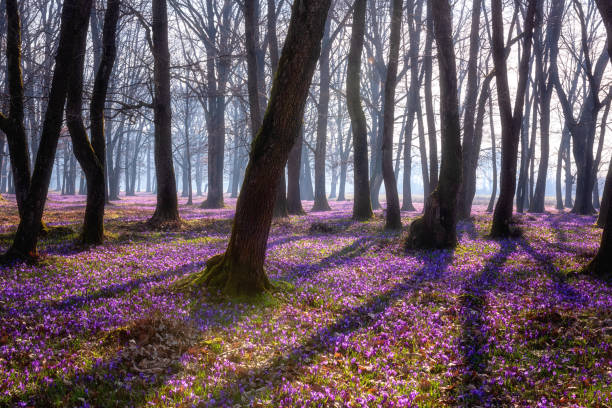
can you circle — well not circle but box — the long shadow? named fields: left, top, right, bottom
left=270, top=236, right=378, bottom=282
left=455, top=239, right=517, bottom=406
left=207, top=249, right=455, bottom=405
left=2, top=260, right=207, bottom=317
left=517, top=239, right=589, bottom=302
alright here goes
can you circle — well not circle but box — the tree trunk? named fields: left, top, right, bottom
left=424, top=0, right=438, bottom=190
left=402, top=0, right=422, bottom=212
left=300, top=147, right=314, bottom=200
left=417, top=102, right=429, bottom=199
left=457, top=0, right=482, bottom=220
left=312, top=16, right=332, bottom=212
left=490, top=0, right=537, bottom=238
left=381, top=0, right=403, bottom=229
left=287, top=129, right=305, bottom=215
left=594, top=0, right=612, bottom=233
left=516, top=89, right=533, bottom=214
left=186, top=0, right=332, bottom=297
left=149, top=0, right=180, bottom=226
left=67, top=0, right=118, bottom=244
left=0, top=0, right=31, bottom=219
left=487, top=95, right=497, bottom=212
left=529, top=0, right=561, bottom=213
left=267, top=0, right=288, bottom=218
left=406, top=0, right=462, bottom=249
left=3, top=0, right=92, bottom=261
left=347, top=0, right=372, bottom=220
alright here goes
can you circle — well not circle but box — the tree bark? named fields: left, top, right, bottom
left=347, top=0, right=372, bottom=220
left=594, top=0, right=612, bottom=233
left=381, top=0, right=403, bottom=229
left=530, top=0, right=562, bottom=213
left=67, top=0, right=119, bottom=244
left=457, top=0, right=482, bottom=220
left=424, top=0, right=438, bottom=190
left=489, top=0, right=537, bottom=238
left=487, top=95, right=497, bottom=212
left=187, top=0, right=332, bottom=296
left=0, top=0, right=31, bottom=219
left=287, top=129, right=305, bottom=215
left=312, top=15, right=332, bottom=212
left=149, top=0, right=180, bottom=225
left=406, top=0, right=462, bottom=249
left=3, top=0, right=92, bottom=261
left=402, top=0, right=422, bottom=212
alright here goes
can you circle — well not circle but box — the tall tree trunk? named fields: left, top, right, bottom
left=266, top=0, right=288, bottom=218
left=406, top=0, right=462, bottom=249
left=381, top=0, right=403, bottom=229
left=300, top=147, right=314, bottom=200
left=312, top=16, right=332, bottom=212
left=490, top=0, right=537, bottom=238
left=0, top=0, right=31, bottom=219
left=585, top=0, right=612, bottom=278
left=347, top=0, right=372, bottom=220
left=457, top=0, right=482, bottom=220
left=517, top=90, right=534, bottom=213
left=287, top=129, right=305, bottom=215
left=3, top=0, right=92, bottom=261
left=424, top=0, right=438, bottom=190
left=530, top=0, right=561, bottom=213
left=402, top=0, right=422, bottom=212
left=185, top=0, right=332, bottom=296
left=487, top=95, right=497, bottom=212
left=71, top=0, right=120, bottom=244
left=149, top=0, right=180, bottom=225
left=67, top=0, right=119, bottom=244
left=591, top=99, right=610, bottom=210
left=417, top=102, right=429, bottom=199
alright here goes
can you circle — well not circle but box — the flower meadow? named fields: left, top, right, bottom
left=0, top=194, right=610, bottom=407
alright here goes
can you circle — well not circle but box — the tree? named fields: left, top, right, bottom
left=2, top=0, right=93, bottom=261
left=66, top=0, right=120, bottom=244
left=529, top=0, right=563, bottom=213
left=585, top=0, right=612, bottom=278
left=402, top=0, right=423, bottom=212
left=0, top=0, right=31, bottom=219
left=269, top=0, right=289, bottom=218
left=552, top=0, right=610, bottom=215
left=456, top=0, right=482, bottom=220
left=489, top=0, right=537, bottom=238
left=312, top=15, right=333, bottom=212
left=287, top=129, right=306, bottom=215
left=149, top=0, right=180, bottom=226
left=347, top=0, right=372, bottom=221
left=406, top=0, right=461, bottom=249
left=380, top=0, right=402, bottom=230
left=181, top=0, right=333, bottom=296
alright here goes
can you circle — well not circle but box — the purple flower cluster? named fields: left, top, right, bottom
left=0, top=195, right=610, bottom=407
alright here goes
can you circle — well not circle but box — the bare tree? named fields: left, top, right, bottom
left=347, top=0, right=372, bottom=221
left=180, top=0, right=332, bottom=296
left=380, top=0, right=402, bottom=229
left=406, top=0, right=462, bottom=249
left=489, top=0, right=537, bottom=238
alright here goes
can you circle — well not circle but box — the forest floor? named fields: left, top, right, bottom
left=0, top=193, right=610, bottom=407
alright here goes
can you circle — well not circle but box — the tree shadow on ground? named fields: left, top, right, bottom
left=270, top=236, right=379, bottom=282
left=517, top=239, right=590, bottom=301
left=206, top=249, right=455, bottom=405
left=5, top=260, right=207, bottom=317
left=453, top=239, right=517, bottom=406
